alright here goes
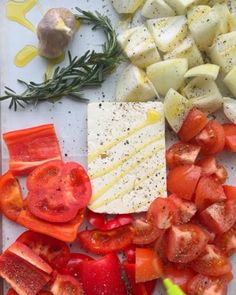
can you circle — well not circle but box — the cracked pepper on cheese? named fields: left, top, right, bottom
left=88, top=102, right=167, bottom=213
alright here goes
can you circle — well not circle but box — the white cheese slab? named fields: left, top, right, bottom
left=88, top=102, right=166, bottom=213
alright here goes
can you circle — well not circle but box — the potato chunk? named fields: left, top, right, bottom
left=111, top=0, right=143, bottom=14
left=223, top=66, right=236, bottom=97
left=141, top=0, right=175, bottom=18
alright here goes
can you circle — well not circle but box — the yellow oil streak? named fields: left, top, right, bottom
left=76, top=19, right=81, bottom=31
left=45, top=53, right=65, bottom=79
left=90, top=163, right=165, bottom=210
left=6, top=0, right=38, bottom=33
left=14, top=45, right=38, bottom=67
left=88, top=110, right=161, bottom=163
left=91, top=134, right=164, bottom=179
left=91, top=144, right=164, bottom=202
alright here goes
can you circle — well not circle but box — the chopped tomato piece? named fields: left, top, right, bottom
left=50, top=274, right=83, bottom=295
left=195, top=176, right=226, bottom=210
left=144, top=280, right=157, bottom=295
left=167, top=165, right=201, bottom=200
left=0, top=171, right=23, bottom=221
left=7, top=290, right=18, bottom=295
left=166, top=142, right=201, bottom=169
left=3, top=124, right=61, bottom=176
left=135, top=248, right=163, bottom=283
left=133, top=218, right=162, bottom=245
left=27, top=160, right=91, bottom=223
left=78, top=224, right=135, bottom=254
left=16, top=208, right=84, bottom=242
left=78, top=253, right=127, bottom=295
left=61, top=253, right=93, bottom=278
left=223, top=185, right=236, bottom=201
left=166, top=224, right=209, bottom=263
left=223, top=123, right=236, bottom=151
left=190, top=244, right=232, bottom=276
left=154, top=231, right=168, bottom=262
left=194, top=121, right=225, bottom=155
left=7, top=289, right=53, bottom=295
left=17, top=231, right=70, bottom=270
left=147, top=197, right=176, bottom=229
left=178, top=108, right=209, bottom=142
left=190, top=217, right=216, bottom=243
left=215, top=227, right=236, bottom=257
left=199, top=200, right=236, bottom=234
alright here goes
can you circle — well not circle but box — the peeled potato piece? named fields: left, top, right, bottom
left=211, top=3, right=231, bottom=35
left=111, top=0, right=143, bottom=14
left=182, top=77, right=223, bottom=113
left=146, top=16, right=188, bottom=52
left=223, top=66, right=236, bottom=97
left=116, top=64, right=156, bottom=102
left=165, top=0, right=196, bottom=14
left=184, top=64, right=220, bottom=79
left=147, top=58, right=188, bottom=96
left=223, top=97, right=236, bottom=124
left=164, top=36, right=203, bottom=68
left=118, top=25, right=160, bottom=68
left=164, top=89, right=192, bottom=132
left=141, top=0, right=175, bottom=18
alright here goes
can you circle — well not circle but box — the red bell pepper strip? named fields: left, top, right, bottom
left=124, top=245, right=136, bottom=263
left=50, top=274, right=83, bottom=295
left=3, top=124, right=62, bottom=176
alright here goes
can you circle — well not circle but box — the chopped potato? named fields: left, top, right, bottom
left=111, top=0, right=143, bottom=14
left=118, top=25, right=160, bottom=68
left=229, top=13, right=236, bottom=31
left=164, top=36, right=203, bottom=68
left=147, top=58, right=188, bottom=96
left=116, top=65, right=156, bottom=102
left=165, top=0, right=197, bottom=14
left=223, top=66, right=236, bottom=97
left=146, top=16, right=188, bottom=52
left=223, top=97, right=236, bottom=123
left=164, top=89, right=192, bottom=132
left=228, top=0, right=236, bottom=17
left=211, top=3, right=231, bottom=35
left=141, top=0, right=175, bottom=18
left=184, top=64, right=220, bottom=79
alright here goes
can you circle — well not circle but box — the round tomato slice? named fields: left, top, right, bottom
left=166, top=224, right=209, bottom=263
left=78, top=225, right=135, bottom=254
left=190, top=244, right=232, bottom=277
left=215, top=227, right=236, bottom=257
left=167, top=165, right=201, bottom=200
left=195, top=121, right=225, bottom=155
left=16, top=230, right=70, bottom=270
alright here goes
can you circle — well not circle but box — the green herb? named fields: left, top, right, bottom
left=0, top=9, right=123, bottom=110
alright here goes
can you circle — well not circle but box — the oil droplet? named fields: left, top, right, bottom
left=14, top=45, right=39, bottom=67
left=45, top=53, right=65, bottom=79
left=146, top=110, right=161, bottom=124
left=6, top=0, right=38, bottom=33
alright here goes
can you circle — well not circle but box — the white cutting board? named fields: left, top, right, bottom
left=0, top=0, right=235, bottom=294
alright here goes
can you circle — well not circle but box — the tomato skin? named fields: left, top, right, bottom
left=50, top=274, right=83, bottom=295
left=195, top=121, right=225, bottom=155
left=166, top=142, right=201, bottom=169
left=166, top=224, right=209, bottom=264
left=215, top=227, right=236, bottom=257
left=7, top=289, right=53, bottom=295
left=223, top=123, right=236, bottom=151
left=78, top=224, right=135, bottom=254
left=135, top=248, right=163, bottom=283
left=133, top=219, right=163, bottom=245
left=190, top=244, right=232, bottom=277
left=167, top=165, right=201, bottom=200
left=61, top=253, right=93, bottom=278
left=178, top=108, right=209, bottom=142
left=223, top=185, right=236, bottom=201
left=195, top=176, right=226, bottom=211
left=0, top=171, right=24, bottom=222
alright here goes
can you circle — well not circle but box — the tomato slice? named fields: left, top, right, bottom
left=187, top=274, right=228, bottom=295
left=195, top=121, right=225, bottom=155
left=195, top=176, right=226, bottom=210
left=190, top=244, right=232, bottom=276
left=78, top=224, right=135, bottom=254
left=7, top=290, right=18, bottom=295
left=0, top=171, right=24, bottom=221
left=223, top=185, right=236, bottom=201
left=199, top=200, right=236, bottom=234
left=166, top=224, right=209, bottom=263
left=135, top=248, right=163, bottom=283
left=167, top=165, right=201, bottom=200
left=77, top=253, right=127, bottom=295
left=215, top=227, right=236, bottom=257
left=61, top=253, right=93, bottom=278
left=16, top=231, right=70, bottom=270
left=17, top=208, right=84, bottom=242
left=223, top=123, right=236, bottom=151
left=7, top=289, right=53, bottom=295
left=178, top=108, right=209, bottom=142
left=50, top=274, right=83, bottom=295
left=3, top=124, right=62, bottom=176
left=166, top=142, right=201, bottom=169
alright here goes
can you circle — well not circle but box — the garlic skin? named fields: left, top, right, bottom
left=37, top=8, right=77, bottom=58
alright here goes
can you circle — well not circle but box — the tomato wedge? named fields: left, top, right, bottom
left=223, top=123, right=236, bottom=151
left=0, top=171, right=23, bottom=221
left=223, top=185, right=236, bottom=201
left=166, top=142, right=201, bottom=169
left=215, top=227, right=236, bottom=257
left=50, top=274, right=83, bottom=295
left=190, top=244, right=232, bottom=277
left=3, top=124, right=61, bottom=176
left=167, top=165, right=201, bottom=200
left=178, top=108, right=209, bottom=142
left=61, top=253, right=93, bottom=278
left=133, top=218, right=162, bottom=245
left=195, top=121, right=225, bottom=155
left=135, top=248, right=163, bottom=283
left=78, top=224, right=135, bottom=254
left=166, top=224, right=209, bottom=263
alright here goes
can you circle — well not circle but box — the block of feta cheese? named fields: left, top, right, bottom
left=88, top=102, right=167, bottom=214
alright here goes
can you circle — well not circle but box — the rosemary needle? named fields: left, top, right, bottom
left=0, top=9, right=124, bottom=111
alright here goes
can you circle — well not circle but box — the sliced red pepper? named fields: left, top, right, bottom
left=50, top=274, right=83, bottom=295
left=124, top=245, right=136, bottom=263
left=3, top=124, right=62, bottom=176
left=61, top=253, right=93, bottom=278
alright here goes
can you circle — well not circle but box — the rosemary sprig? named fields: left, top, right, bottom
left=0, top=9, right=123, bottom=110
